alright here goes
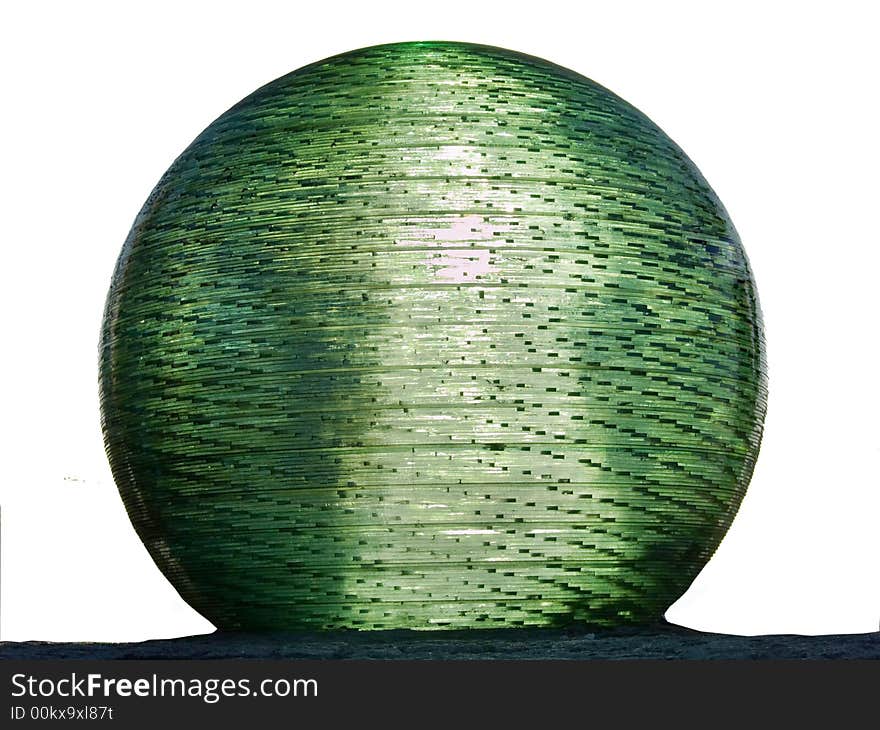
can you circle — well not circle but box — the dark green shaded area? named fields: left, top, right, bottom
left=100, top=41, right=767, bottom=630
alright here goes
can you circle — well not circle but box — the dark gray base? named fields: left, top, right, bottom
left=3, top=623, right=879, bottom=660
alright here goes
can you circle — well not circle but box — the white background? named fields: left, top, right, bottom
left=1, top=1, right=877, bottom=642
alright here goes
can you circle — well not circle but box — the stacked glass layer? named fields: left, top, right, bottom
left=100, top=42, right=767, bottom=630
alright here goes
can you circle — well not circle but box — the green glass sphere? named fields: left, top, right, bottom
left=100, top=41, right=766, bottom=630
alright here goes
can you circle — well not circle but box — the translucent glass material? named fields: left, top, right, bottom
left=100, top=42, right=767, bottom=630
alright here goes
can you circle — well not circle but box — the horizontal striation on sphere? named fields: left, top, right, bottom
left=100, top=41, right=767, bottom=630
